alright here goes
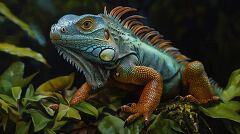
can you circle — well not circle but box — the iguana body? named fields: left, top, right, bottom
left=50, top=6, right=220, bottom=125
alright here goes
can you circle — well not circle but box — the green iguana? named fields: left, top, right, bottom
left=49, top=6, right=222, bottom=125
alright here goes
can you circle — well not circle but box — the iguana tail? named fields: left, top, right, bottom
left=209, top=78, right=223, bottom=97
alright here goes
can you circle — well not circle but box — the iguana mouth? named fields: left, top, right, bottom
left=55, top=45, right=110, bottom=89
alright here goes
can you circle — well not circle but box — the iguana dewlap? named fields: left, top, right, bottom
left=50, top=6, right=221, bottom=125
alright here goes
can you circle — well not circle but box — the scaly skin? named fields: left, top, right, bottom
left=50, top=6, right=221, bottom=125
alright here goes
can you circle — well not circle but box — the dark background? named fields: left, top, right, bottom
left=0, top=0, right=240, bottom=88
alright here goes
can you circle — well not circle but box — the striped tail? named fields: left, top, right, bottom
left=209, top=78, right=223, bottom=97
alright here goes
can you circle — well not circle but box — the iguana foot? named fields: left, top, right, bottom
left=182, top=95, right=220, bottom=104
left=121, top=103, right=151, bottom=126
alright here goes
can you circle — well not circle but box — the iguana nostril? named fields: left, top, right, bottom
left=50, top=32, right=61, bottom=40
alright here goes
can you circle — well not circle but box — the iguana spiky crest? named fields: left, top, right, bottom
left=104, top=6, right=190, bottom=63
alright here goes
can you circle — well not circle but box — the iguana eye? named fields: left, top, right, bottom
left=83, top=21, right=92, bottom=29
left=77, top=17, right=96, bottom=31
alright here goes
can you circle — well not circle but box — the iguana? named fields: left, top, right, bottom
left=50, top=6, right=222, bottom=125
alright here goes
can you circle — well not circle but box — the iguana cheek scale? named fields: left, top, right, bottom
left=50, top=6, right=222, bottom=125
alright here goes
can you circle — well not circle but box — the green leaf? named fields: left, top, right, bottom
left=200, top=101, right=240, bottom=123
left=0, top=2, right=35, bottom=38
left=98, top=115, right=130, bottom=134
left=25, top=84, right=35, bottom=98
left=41, top=103, right=55, bottom=116
left=65, top=107, right=81, bottom=120
left=28, top=109, right=51, bottom=132
left=36, top=73, right=75, bottom=95
left=51, top=121, right=67, bottom=131
left=15, top=121, right=31, bottom=134
left=0, top=99, right=9, bottom=113
left=0, top=94, right=16, bottom=107
left=55, top=104, right=80, bottom=120
left=8, top=106, right=20, bottom=122
left=221, top=68, right=240, bottom=102
left=45, top=129, right=56, bottom=134
left=148, top=114, right=184, bottom=134
left=0, top=62, right=37, bottom=94
left=74, top=102, right=98, bottom=118
left=0, top=43, right=48, bottom=65
left=56, top=104, right=69, bottom=121
left=11, top=87, right=22, bottom=101
left=23, top=95, right=48, bottom=102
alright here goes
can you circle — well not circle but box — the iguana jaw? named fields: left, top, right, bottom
left=55, top=44, right=110, bottom=89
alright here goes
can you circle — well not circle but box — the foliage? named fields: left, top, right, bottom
left=0, top=0, right=240, bottom=134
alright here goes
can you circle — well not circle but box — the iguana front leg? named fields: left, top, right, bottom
left=49, top=82, right=91, bottom=110
left=70, top=82, right=91, bottom=105
left=114, top=65, right=163, bottom=125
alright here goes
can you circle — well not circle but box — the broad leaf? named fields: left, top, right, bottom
left=0, top=43, right=48, bottom=65
left=0, top=62, right=37, bottom=94
left=0, top=99, right=9, bottom=113
left=0, top=94, right=16, bottom=107
left=0, top=2, right=35, bottom=38
left=28, top=109, right=51, bottom=132
left=200, top=101, right=240, bottom=123
left=15, top=121, right=31, bottom=134
left=56, top=104, right=69, bottom=121
left=74, top=102, right=98, bottom=118
left=11, top=87, right=22, bottom=101
left=56, top=104, right=80, bottom=120
left=65, top=107, right=81, bottom=120
left=221, top=68, right=240, bottom=102
left=36, top=73, right=75, bottom=95
left=98, top=115, right=130, bottom=134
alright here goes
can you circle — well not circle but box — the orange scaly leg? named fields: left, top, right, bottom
left=182, top=61, right=219, bottom=104
left=49, top=82, right=91, bottom=109
left=70, top=82, right=91, bottom=105
left=114, top=66, right=163, bottom=125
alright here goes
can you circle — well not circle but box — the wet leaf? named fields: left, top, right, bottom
left=98, top=115, right=130, bottom=134
left=74, top=102, right=98, bottom=118
left=221, top=68, right=240, bottom=102
left=15, top=121, right=31, bottom=134
left=0, top=2, right=35, bottom=38
left=0, top=43, right=48, bottom=65
left=200, top=101, right=240, bottom=123
left=11, top=87, right=22, bottom=101
left=148, top=114, right=184, bottom=134
left=28, top=109, right=51, bottom=132
left=36, top=73, right=75, bottom=95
